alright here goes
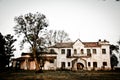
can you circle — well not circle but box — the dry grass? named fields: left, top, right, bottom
left=0, top=70, right=120, bottom=80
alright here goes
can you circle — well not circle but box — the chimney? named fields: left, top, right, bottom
left=104, top=39, right=107, bottom=42
left=98, top=39, right=101, bottom=42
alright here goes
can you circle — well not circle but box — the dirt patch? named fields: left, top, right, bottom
left=0, top=71, right=120, bottom=80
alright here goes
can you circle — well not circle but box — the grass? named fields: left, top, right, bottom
left=0, top=70, right=120, bottom=80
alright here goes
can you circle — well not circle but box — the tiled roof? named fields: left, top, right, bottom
left=49, top=42, right=101, bottom=48
left=83, top=42, right=101, bottom=47
left=21, top=52, right=57, bottom=56
left=12, top=55, right=57, bottom=61
left=49, top=42, right=74, bottom=48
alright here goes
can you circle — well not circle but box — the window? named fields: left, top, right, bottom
left=81, top=49, right=84, bottom=54
left=87, top=49, right=91, bottom=54
left=102, top=49, right=106, bottom=54
left=67, top=49, right=71, bottom=57
left=61, top=62, right=65, bottom=69
left=103, top=62, right=107, bottom=66
left=49, top=60, right=54, bottom=63
left=93, top=49, right=96, bottom=54
left=68, top=62, right=70, bottom=67
left=88, top=62, right=91, bottom=67
left=74, top=49, right=77, bottom=54
left=61, top=49, right=65, bottom=54
left=50, top=49, right=55, bottom=53
left=93, top=62, right=97, bottom=67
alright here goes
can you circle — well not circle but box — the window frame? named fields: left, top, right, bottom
left=93, top=62, right=97, bottom=67
left=50, top=49, right=55, bottom=53
left=68, top=62, right=71, bottom=67
left=61, top=49, right=65, bottom=54
left=49, top=59, right=54, bottom=63
left=61, top=62, right=65, bottom=68
left=103, top=62, right=107, bottom=66
left=67, top=49, right=71, bottom=57
left=81, top=49, right=84, bottom=54
left=87, top=49, right=91, bottom=54
left=102, top=49, right=106, bottom=54
left=74, top=49, right=77, bottom=54
left=88, top=62, right=91, bottom=67
left=93, top=49, right=97, bottom=54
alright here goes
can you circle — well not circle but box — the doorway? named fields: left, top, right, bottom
left=77, top=63, right=84, bottom=70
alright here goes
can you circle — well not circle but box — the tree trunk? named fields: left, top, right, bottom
left=26, top=59, right=29, bottom=70
left=34, top=58, right=39, bottom=71
left=33, top=47, right=40, bottom=71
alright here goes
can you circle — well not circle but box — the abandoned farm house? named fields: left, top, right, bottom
left=12, top=39, right=111, bottom=71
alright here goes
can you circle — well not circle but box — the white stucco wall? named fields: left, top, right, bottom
left=48, top=40, right=111, bottom=70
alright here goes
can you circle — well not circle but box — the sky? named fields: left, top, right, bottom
left=0, top=0, right=120, bottom=57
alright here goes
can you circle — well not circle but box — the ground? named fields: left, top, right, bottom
left=0, top=70, right=120, bottom=80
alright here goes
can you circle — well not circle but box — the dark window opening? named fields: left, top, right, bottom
left=88, top=62, right=91, bottom=67
left=87, top=49, right=91, bottom=54
left=102, top=49, right=106, bottom=54
left=93, top=62, right=97, bottom=67
left=74, top=49, right=77, bottom=54
left=103, top=62, right=107, bottom=66
left=61, top=49, right=65, bottom=54
left=61, top=62, right=65, bottom=69
left=67, top=49, right=71, bottom=57
left=68, top=62, right=70, bottom=67
left=81, top=49, right=84, bottom=54
left=93, top=49, right=96, bottom=54
left=49, top=60, right=54, bottom=63
left=50, top=49, right=55, bottom=53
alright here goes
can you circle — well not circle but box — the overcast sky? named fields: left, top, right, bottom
left=0, top=0, right=120, bottom=57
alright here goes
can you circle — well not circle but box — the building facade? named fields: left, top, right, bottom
left=12, top=39, right=111, bottom=71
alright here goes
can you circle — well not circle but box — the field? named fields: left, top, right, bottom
left=0, top=70, right=120, bottom=80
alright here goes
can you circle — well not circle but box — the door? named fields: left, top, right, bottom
left=77, top=63, right=84, bottom=70
left=61, top=62, right=65, bottom=69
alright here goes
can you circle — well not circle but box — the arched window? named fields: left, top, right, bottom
left=50, top=49, right=55, bottom=53
left=81, top=49, right=84, bottom=54
left=74, top=49, right=77, bottom=54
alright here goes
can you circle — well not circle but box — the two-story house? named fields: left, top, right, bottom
left=48, top=39, right=111, bottom=70
left=12, top=39, right=111, bottom=70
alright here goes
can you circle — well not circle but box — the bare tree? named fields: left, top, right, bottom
left=45, top=30, right=71, bottom=46
left=57, top=30, right=71, bottom=43
left=14, top=12, right=48, bottom=71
